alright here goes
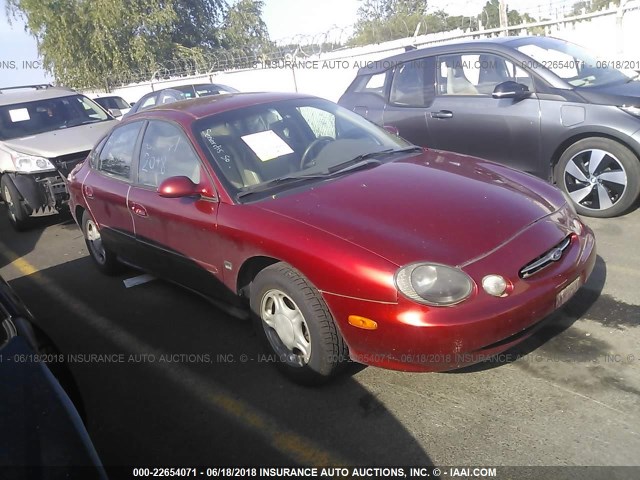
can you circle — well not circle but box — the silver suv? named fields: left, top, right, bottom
left=0, top=84, right=118, bottom=230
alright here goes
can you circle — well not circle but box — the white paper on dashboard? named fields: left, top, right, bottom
left=9, top=108, right=30, bottom=122
left=241, top=130, right=294, bottom=162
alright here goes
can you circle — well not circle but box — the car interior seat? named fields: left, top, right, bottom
left=446, top=60, right=479, bottom=95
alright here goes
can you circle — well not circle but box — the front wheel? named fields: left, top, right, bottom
left=555, top=138, right=640, bottom=217
left=1, top=175, right=30, bottom=231
left=250, top=262, right=348, bottom=385
left=82, top=211, right=121, bottom=274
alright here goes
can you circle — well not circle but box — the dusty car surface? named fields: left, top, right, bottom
left=0, top=84, right=118, bottom=230
left=67, top=92, right=596, bottom=384
left=339, top=36, right=640, bottom=218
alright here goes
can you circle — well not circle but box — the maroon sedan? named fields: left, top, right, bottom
left=68, top=92, right=596, bottom=384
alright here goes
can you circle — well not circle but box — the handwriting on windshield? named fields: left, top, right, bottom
left=203, top=129, right=232, bottom=163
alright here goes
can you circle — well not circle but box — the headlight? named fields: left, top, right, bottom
left=14, top=154, right=56, bottom=173
left=1, top=146, right=57, bottom=173
left=395, top=263, right=474, bottom=306
left=619, top=105, right=640, bottom=118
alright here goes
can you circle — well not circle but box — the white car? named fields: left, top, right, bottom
left=0, top=84, right=118, bottom=230
left=93, top=95, right=132, bottom=119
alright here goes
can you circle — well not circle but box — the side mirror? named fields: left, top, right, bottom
left=383, top=125, right=400, bottom=136
left=129, top=101, right=136, bottom=107
left=157, top=176, right=200, bottom=198
left=492, top=81, right=530, bottom=100
left=108, top=108, right=122, bottom=118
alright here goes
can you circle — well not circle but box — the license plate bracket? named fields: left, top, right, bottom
left=555, top=276, right=582, bottom=308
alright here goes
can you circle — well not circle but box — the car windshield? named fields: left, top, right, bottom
left=516, top=39, right=637, bottom=88
left=95, top=96, right=130, bottom=110
left=194, top=98, right=413, bottom=200
left=0, top=94, right=110, bottom=140
left=195, top=84, right=239, bottom=96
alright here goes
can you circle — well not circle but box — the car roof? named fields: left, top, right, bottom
left=129, top=91, right=317, bottom=123
left=355, top=35, right=559, bottom=75
left=0, top=85, right=79, bottom=107
left=94, top=95, right=126, bottom=100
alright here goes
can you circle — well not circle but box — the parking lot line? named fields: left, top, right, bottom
left=123, top=273, right=156, bottom=288
left=0, top=241, right=349, bottom=467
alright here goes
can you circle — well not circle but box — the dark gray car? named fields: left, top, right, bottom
left=338, top=36, right=640, bottom=217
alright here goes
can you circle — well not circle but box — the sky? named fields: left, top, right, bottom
left=0, top=0, right=567, bottom=88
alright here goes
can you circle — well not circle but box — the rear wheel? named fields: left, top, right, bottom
left=250, top=262, right=348, bottom=385
left=555, top=138, right=640, bottom=217
left=1, top=175, right=30, bottom=231
left=82, top=211, right=121, bottom=274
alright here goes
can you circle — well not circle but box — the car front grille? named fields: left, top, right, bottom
left=519, top=235, right=572, bottom=279
left=51, top=151, right=90, bottom=177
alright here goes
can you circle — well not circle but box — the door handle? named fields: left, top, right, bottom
left=83, top=185, right=94, bottom=198
left=130, top=203, right=148, bottom=218
left=430, top=110, right=454, bottom=119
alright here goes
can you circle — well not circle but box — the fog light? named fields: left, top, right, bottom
left=482, top=275, right=508, bottom=297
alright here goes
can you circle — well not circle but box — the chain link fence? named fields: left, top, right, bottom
left=100, top=0, right=640, bottom=91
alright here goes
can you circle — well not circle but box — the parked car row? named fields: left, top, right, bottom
left=2, top=37, right=625, bottom=388
left=92, top=83, right=238, bottom=120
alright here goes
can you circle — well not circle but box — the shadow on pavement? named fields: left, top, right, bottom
left=6, top=255, right=435, bottom=470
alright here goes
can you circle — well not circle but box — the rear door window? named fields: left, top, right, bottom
left=98, top=121, right=144, bottom=179
left=138, top=121, right=202, bottom=188
left=389, top=58, right=435, bottom=107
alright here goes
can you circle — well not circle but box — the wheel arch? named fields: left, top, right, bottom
left=236, top=255, right=281, bottom=299
left=550, top=133, right=640, bottom=182
left=74, top=205, right=86, bottom=226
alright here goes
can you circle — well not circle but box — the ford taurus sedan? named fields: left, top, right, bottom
left=339, top=36, right=640, bottom=218
left=67, top=92, right=596, bottom=384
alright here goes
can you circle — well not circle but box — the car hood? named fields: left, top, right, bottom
left=1, top=120, right=117, bottom=158
left=577, top=78, right=640, bottom=106
left=258, top=149, right=566, bottom=267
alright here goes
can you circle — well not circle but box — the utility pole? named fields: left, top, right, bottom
left=499, top=0, right=509, bottom=36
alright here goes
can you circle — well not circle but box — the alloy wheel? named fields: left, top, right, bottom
left=563, top=148, right=627, bottom=211
left=85, top=219, right=107, bottom=265
left=260, top=288, right=312, bottom=367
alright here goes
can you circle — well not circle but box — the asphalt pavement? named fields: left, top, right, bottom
left=0, top=204, right=639, bottom=478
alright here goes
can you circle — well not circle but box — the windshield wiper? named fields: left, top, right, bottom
left=59, top=119, right=102, bottom=129
left=329, top=146, right=423, bottom=174
left=236, top=174, right=327, bottom=199
left=236, top=146, right=422, bottom=200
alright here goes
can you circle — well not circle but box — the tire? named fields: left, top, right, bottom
left=250, top=262, right=348, bottom=385
left=1, top=175, right=30, bottom=231
left=81, top=210, right=121, bottom=274
left=554, top=138, right=640, bottom=218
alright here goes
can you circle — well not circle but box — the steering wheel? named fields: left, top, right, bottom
left=300, top=136, right=334, bottom=169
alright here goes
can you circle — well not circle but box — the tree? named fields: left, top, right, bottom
left=5, top=0, right=271, bottom=89
left=349, top=0, right=478, bottom=46
left=221, top=0, right=271, bottom=55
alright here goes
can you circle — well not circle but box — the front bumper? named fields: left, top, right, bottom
left=8, top=172, right=69, bottom=213
left=322, top=216, right=597, bottom=372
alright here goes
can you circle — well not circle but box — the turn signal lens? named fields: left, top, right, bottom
left=348, top=315, right=378, bottom=330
